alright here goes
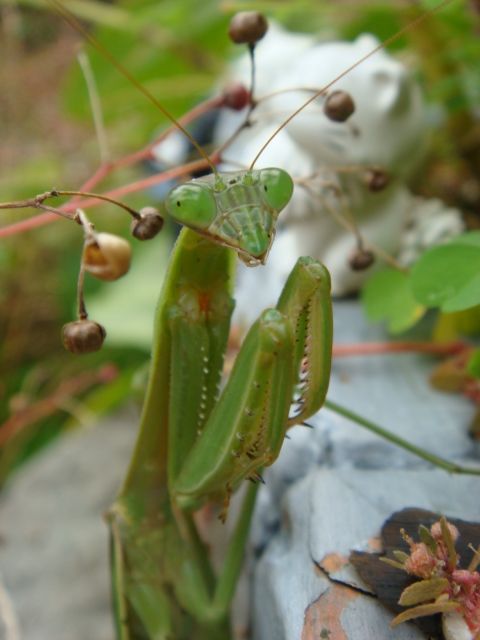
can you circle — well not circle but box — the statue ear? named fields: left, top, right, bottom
left=373, top=68, right=411, bottom=116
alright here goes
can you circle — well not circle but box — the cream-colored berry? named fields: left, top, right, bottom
left=83, top=232, right=131, bottom=281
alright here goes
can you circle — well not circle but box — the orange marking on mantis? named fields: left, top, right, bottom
left=198, top=292, right=210, bottom=314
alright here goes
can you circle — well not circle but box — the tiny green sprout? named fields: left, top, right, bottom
left=384, top=517, right=480, bottom=635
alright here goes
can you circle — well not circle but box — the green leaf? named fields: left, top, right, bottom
left=418, top=525, right=437, bottom=553
left=361, top=269, right=425, bottom=334
left=380, top=557, right=406, bottom=571
left=450, top=230, right=480, bottom=248
left=391, top=601, right=459, bottom=627
left=411, top=243, right=480, bottom=313
left=5, top=0, right=134, bottom=30
left=398, top=578, right=449, bottom=606
left=393, top=550, right=410, bottom=563
left=440, top=516, right=458, bottom=569
left=467, top=349, right=480, bottom=380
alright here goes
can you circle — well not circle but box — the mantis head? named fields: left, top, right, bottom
left=165, top=168, right=294, bottom=266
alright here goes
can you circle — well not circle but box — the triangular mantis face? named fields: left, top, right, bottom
left=165, top=168, right=293, bottom=266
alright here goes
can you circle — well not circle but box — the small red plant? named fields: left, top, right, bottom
left=383, top=516, right=480, bottom=635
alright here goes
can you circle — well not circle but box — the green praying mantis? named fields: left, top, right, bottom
left=7, top=1, right=478, bottom=638
left=108, top=167, right=332, bottom=639
left=44, top=4, right=335, bottom=637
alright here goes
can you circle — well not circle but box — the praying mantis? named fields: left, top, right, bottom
left=3, top=1, right=480, bottom=639
left=108, top=171, right=332, bottom=639
left=41, top=5, right=334, bottom=636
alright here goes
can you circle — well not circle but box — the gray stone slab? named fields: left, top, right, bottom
left=0, top=408, right=138, bottom=640
left=1, top=300, right=478, bottom=640
left=251, top=300, right=480, bottom=639
left=252, top=468, right=480, bottom=640
left=327, top=300, right=478, bottom=466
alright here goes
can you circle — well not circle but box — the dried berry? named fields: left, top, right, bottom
left=223, top=83, right=251, bottom=111
left=323, top=90, right=355, bottom=122
left=364, top=168, right=390, bottom=192
left=62, top=320, right=106, bottom=354
left=228, top=11, right=268, bottom=45
left=349, top=249, right=375, bottom=271
left=131, top=207, right=164, bottom=241
left=83, top=232, right=131, bottom=281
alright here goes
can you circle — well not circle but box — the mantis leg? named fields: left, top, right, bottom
left=118, top=228, right=235, bottom=515
left=108, top=482, right=258, bottom=639
left=170, top=482, right=259, bottom=626
left=109, top=228, right=236, bottom=638
left=108, top=229, right=333, bottom=638
left=173, top=256, right=332, bottom=509
left=153, top=255, right=331, bottom=629
left=276, top=257, right=333, bottom=429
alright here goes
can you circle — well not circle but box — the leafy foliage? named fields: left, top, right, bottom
left=411, top=232, right=480, bottom=313
left=361, top=268, right=425, bottom=333
left=468, top=349, right=480, bottom=380
left=362, top=232, right=480, bottom=334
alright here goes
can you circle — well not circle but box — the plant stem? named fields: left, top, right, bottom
left=77, top=49, right=110, bottom=164
left=332, top=341, right=467, bottom=358
left=0, top=157, right=213, bottom=239
left=324, top=399, right=480, bottom=476
left=0, top=91, right=223, bottom=238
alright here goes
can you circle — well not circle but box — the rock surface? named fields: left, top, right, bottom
left=252, top=469, right=480, bottom=640
left=0, top=301, right=478, bottom=639
left=0, top=408, right=138, bottom=640
left=251, top=301, right=480, bottom=640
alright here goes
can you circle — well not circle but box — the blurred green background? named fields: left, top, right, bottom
left=0, top=0, right=479, bottom=482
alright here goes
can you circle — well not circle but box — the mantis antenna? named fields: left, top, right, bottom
left=50, top=0, right=454, bottom=176
left=48, top=0, right=220, bottom=177
left=249, top=0, right=455, bottom=169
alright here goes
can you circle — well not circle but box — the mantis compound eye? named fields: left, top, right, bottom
left=258, top=168, right=294, bottom=212
left=166, top=183, right=217, bottom=230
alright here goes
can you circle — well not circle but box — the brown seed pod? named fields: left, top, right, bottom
left=364, top=168, right=390, bottom=192
left=83, top=232, right=131, bottom=281
left=131, top=207, right=164, bottom=241
left=223, top=83, right=251, bottom=111
left=228, top=11, right=268, bottom=45
left=324, top=90, right=355, bottom=122
left=349, top=249, right=375, bottom=271
left=62, top=320, right=106, bottom=354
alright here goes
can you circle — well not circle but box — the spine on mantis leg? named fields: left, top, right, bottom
left=172, top=256, right=332, bottom=512
left=117, top=228, right=235, bottom=512
left=166, top=234, right=235, bottom=486
left=276, top=257, right=333, bottom=429
left=173, top=308, right=296, bottom=511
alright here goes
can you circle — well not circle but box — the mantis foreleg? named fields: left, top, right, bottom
left=172, top=257, right=333, bottom=511
left=108, top=228, right=235, bottom=638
